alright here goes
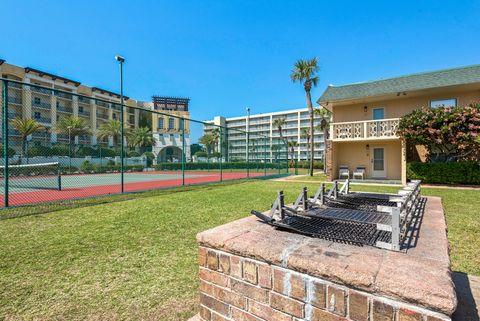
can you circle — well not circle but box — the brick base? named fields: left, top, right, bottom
left=198, top=246, right=450, bottom=321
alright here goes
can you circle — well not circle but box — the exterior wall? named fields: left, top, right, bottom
left=197, top=246, right=451, bottom=321
left=205, top=108, right=326, bottom=162
left=0, top=61, right=188, bottom=155
left=330, top=88, right=480, bottom=123
left=332, top=140, right=402, bottom=180
left=326, top=86, right=480, bottom=183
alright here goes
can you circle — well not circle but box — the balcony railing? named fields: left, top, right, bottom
left=32, top=100, right=51, bottom=110
left=57, top=105, right=73, bottom=113
left=330, top=118, right=400, bottom=141
left=33, top=116, right=52, bottom=124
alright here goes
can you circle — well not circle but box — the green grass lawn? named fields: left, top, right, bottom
left=0, top=180, right=478, bottom=320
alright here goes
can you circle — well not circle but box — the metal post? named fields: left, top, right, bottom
left=285, top=141, right=288, bottom=174
left=3, top=80, right=9, bottom=207
left=263, top=136, right=267, bottom=176
left=246, top=107, right=250, bottom=178
left=68, top=127, right=72, bottom=172
left=219, top=126, right=223, bottom=182
left=116, top=55, right=125, bottom=193
left=181, top=118, right=185, bottom=186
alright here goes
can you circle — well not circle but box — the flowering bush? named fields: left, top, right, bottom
left=398, top=103, right=480, bottom=162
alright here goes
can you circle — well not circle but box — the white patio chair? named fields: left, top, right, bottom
left=353, top=166, right=366, bottom=180
left=338, top=165, right=350, bottom=179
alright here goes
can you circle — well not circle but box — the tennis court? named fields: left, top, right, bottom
left=0, top=164, right=268, bottom=206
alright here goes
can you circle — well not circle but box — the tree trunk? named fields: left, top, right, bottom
left=305, top=90, right=314, bottom=176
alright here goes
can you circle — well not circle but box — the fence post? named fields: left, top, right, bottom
left=2, top=80, right=9, bottom=207
left=246, top=130, right=250, bottom=178
left=263, top=136, right=267, bottom=176
left=219, top=126, right=223, bottom=182
left=285, top=140, right=288, bottom=174
left=181, top=118, right=185, bottom=186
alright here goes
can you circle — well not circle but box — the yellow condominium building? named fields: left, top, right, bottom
left=318, top=64, right=480, bottom=184
left=0, top=59, right=190, bottom=162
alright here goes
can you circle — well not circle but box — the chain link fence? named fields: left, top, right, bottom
left=0, top=78, right=288, bottom=209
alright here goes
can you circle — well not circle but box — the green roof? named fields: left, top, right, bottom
left=317, top=64, right=480, bottom=104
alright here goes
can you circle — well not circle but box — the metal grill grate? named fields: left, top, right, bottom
left=252, top=180, right=422, bottom=250
left=253, top=211, right=391, bottom=246
left=324, top=194, right=397, bottom=212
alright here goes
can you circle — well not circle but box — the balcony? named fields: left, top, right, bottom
left=330, top=118, right=400, bottom=141
left=31, top=87, right=52, bottom=95
left=32, top=100, right=51, bottom=110
left=33, top=116, right=52, bottom=124
left=57, top=105, right=73, bottom=113
left=79, top=110, right=91, bottom=117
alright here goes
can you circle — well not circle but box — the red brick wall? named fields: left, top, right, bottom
left=197, top=246, right=450, bottom=321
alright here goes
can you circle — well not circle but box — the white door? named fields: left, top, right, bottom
left=371, top=147, right=386, bottom=178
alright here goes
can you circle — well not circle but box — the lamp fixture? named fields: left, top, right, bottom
left=363, top=106, right=368, bottom=112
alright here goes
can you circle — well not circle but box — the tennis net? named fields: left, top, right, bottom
left=0, top=162, right=61, bottom=191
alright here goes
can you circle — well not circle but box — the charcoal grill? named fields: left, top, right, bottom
left=251, top=180, right=422, bottom=251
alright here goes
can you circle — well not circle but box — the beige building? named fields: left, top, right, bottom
left=318, top=64, right=480, bottom=184
left=0, top=60, right=190, bottom=161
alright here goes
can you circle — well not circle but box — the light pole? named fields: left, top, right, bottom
left=115, top=55, right=125, bottom=193
left=246, top=107, right=250, bottom=178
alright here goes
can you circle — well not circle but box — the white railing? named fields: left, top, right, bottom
left=331, top=118, right=400, bottom=140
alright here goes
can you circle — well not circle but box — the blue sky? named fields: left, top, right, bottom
left=2, top=0, right=480, bottom=122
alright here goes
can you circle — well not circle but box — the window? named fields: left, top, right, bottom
left=34, top=112, right=41, bottom=119
left=112, top=114, right=117, bottom=120
left=158, top=117, right=164, bottom=129
left=430, top=98, right=457, bottom=108
left=168, top=118, right=175, bottom=129
left=34, top=97, right=41, bottom=104
left=79, top=106, right=84, bottom=113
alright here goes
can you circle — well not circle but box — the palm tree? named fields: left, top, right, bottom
left=288, top=140, right=298, bottom=163
left=300, top=127, right=310, bottom=161
left=98, top=119, right=123, bottom=148
left=12, top=118, right=44, bottom=158
left=314, top=107, right=332, bottom=174
left=199, top=133, right=216, bottom=158
left=211, top=128, right=220, bottom=154
left=128, top=127, right=156, bottom=153
left=56, top=116, right=90, bottom=157
left=291, top=57, right=320, bottom=176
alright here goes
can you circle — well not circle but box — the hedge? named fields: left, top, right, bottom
left=407, top=161, right=480, bottom=185
left=155, top=162, right=287, bottom=171
left=288, top=160, right=324, bottom=170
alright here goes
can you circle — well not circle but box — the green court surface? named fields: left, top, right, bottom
left=2, top=172, right=208, bottom=194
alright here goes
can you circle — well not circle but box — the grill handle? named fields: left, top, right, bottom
left=251, top=210, right=274, bottom=223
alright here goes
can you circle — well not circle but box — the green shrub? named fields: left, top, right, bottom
left=26, top=146, right=53, bottom=157
left=99, top=148, right=118, bottom=157
left=127, top=150, right=141, bottom=157
left=0, top=145, right=16, bottom=158
left=407, top=161, right=480, bottom=184
left=80, top=160, right=95, bottom=173
left=106, top=160, right=116, bottom=166
left=143, top=152, right=155, bottom=166
left=155, top=162, right=287, bottom=171
left=288, top=160, right=324, bottom=170
left=77, top=147, right=97, bottom=157
left=52, top=145, right=70, bottom=156
left=194, top=151, right=208, bottom=158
